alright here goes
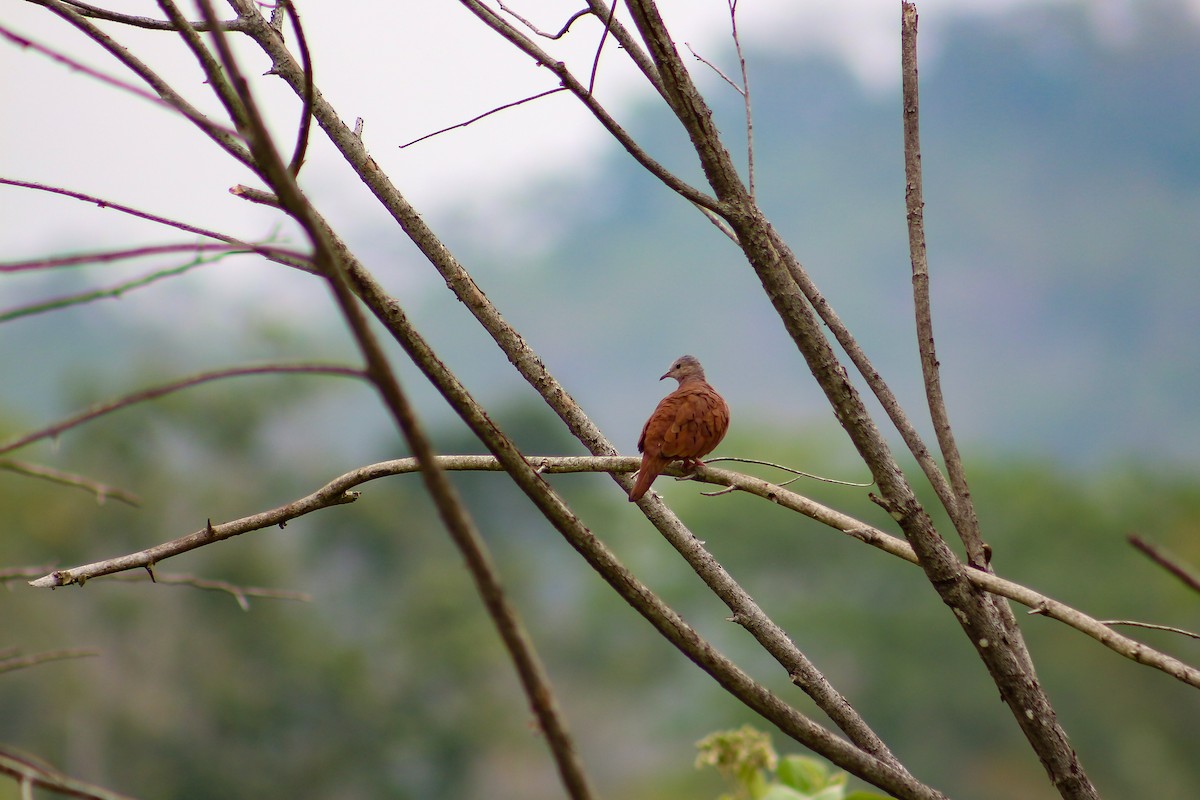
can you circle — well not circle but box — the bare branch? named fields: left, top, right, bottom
left=901, top=1, right=984, bottom=566
left=1129, top=533, right=1200, bottom=593
left=28, top=477, right=361, bottom=588
left=0, top=460, right=140, bottom=506
left=0, top=364, right=368, bottom=457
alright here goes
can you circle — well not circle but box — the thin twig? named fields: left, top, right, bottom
left=685, top=43, right=741, bottom=92
left=0, top=746, right=137, bottom=800
left=1129, top=533, right=1200, bottom=593
left=0, top=250, right=224, bottom=323
left=399, top=88, right=567, bottom=148
left=0, top=178, right=313, bottom=273
left=497, top=3, right=590, bottom=40
left=702, top=456, right=872, bottom=487
left=588, top=1, right=617, bottom=94
left=453, top=0, right=723, bottom=212
left=0, top=242, right=246, bottom=273
left=0, top=460, right=140, bottom=506
left=273, top=1, right=313, bottom=176
left=103, top=572, right=311, bottom=610
left=0, top=565, right=56, bottom=583
left=49, top=0, right=238, bottom=31
left=0, top=364, right=368, bottom=457
left=0, top=24, right=181, bottom=110
left=0, top=649, right=99, bottom=675
left=16, top=1, right=251, bottom=163
left=1098, top=620, right=1200, bottom=641
left=728, top=0, right=755, bottom=198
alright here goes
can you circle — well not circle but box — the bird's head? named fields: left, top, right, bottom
left=660, top=354, right=706, bottom=384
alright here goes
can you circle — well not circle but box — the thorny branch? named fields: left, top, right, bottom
left=26, top=454, right=1200, bottom=691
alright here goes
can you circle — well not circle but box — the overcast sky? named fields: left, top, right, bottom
left=4, top=0, right=1156, bottom=264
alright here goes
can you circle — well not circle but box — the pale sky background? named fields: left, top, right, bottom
left=1, top=0, right=1160, bottom=284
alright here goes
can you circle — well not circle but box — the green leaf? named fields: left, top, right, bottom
left=760, top=785, right=810, bottom=800
left=776, top=756, right=830, bottom=792
left=809, top=786, right=848, bottom=800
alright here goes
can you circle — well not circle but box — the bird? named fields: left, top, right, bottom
left=628, top=354, right=730, bottom=502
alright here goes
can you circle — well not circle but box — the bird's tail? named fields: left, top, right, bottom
left=628, top=458, right=660, bottom=502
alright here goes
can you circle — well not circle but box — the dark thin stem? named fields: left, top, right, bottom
left=0, top=364, right=367, bottom=456
left=1129, top=533, right=1200, bottom=593
left=587, top=1, right=617, bottom=94
left=274, top=0, right=313, bottom=176
left=0, top=250, right=221, bottom=323
left=0, top=178, right=313, bottom=273
left=25, top=0, right=252, bottom=165
left=1, top=242, right=244, bottom=272
left=497, top=3, right=590, bottom=40
left=399, top=88, right=567, bottom=148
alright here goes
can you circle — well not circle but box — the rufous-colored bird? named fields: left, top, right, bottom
left=628, top=354, right=730, bottom=502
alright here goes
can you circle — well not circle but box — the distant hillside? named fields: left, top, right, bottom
left=420, top=0, right=1200, bottom=467
left=8, top=1, right=1200, bottom=469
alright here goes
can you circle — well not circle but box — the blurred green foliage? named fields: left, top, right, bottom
left=1, top=381, right=1197, bottom=800
left=695, top=723, right=889, bottom=800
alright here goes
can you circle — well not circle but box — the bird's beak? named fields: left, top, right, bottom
left=659, top=371, right=670, bottom=381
